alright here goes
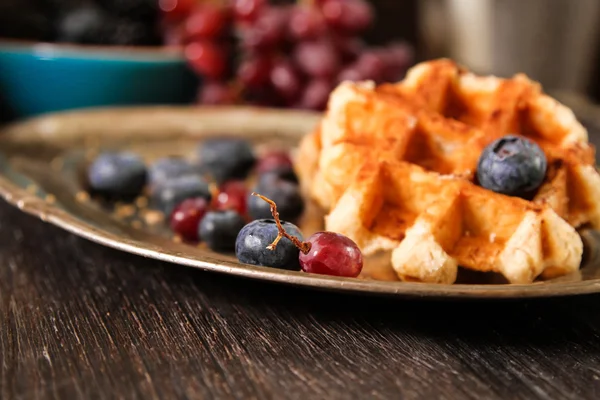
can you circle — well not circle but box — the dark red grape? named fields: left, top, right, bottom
left=238, top=56, right=272, bottom=88
left=257, top=151, right=293, bottom=173
left=356, top=51, right=386, bottom=82
left=297, top=78, right=332, bottom=111
left=170, top=197, right=209, bottom=242
left=215, top=180, right=248, bottom=216
left=321, top=0, right=373, bottom=34
left=185, top=5, right=228, bottom=39
left=233, top=0, right=266, bottom=22
left=332, top=34, right=363, bottom=62
left=288, top=6, right=327, bottom=40
left=299, top=232, right=363, bottom=277
left=336, top=65, right=364, bottom=83
left=239, top=7, right=288, bottom=51
left=163, top=24, right=185, bottom=46
left=380, top=42, right=414, bottom=81
left=197, top=81, right=237, bottom=105
left=160, top=0, right=195, bottom=22
left=270, top=60, right=301, bottom=100
left=185, top=41, right=227, bottom=79
left=293, top=40, right=340, bottom=78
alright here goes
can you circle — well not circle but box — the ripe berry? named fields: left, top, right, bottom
left=185, top=5, right=228, bottom=39
left=185, top=41, right=227, bottom=80
left=239, top=7, right=288, bottom=50
left=321, top=0, right=374, bottom=34
left=199, top=210, right=246, bottom=251
left=248, top=180, right=304, bottom=221
left=87, top=152, right=147, bottom=199
left=198, top=139, right=256, bottom=183
left=299, top=232, right=363, bottom=277
left=238, top=56, right=272, bottom=89
left=215, top=180, right=248, bottom=216
left=297, top=79, right=332, bottom=111
left=269, top=60, right=301, bottom=100
left=476, top=135, right=547, bottom=198
left=293, top=41, right=340, bottom=78
left=148, top=157, right=197, bottom=188
left=151, top=174, right=211, bottom=215
left=160, top=0, right=195, bottom=22
left=170, top=197, right=208, bottom=241
left=232, top=0, right=265, bottom=22
left=256, top=151, right=298, bottom=183
left=288, top=6, right=327, bottom=40
left=235, top=219, right=303, bottom=270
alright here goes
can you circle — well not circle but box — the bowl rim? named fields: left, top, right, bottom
left=0, top=39, right=186, bottom=63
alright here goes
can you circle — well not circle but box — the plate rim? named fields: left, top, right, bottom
left=2, top=106, right=600, bottom=299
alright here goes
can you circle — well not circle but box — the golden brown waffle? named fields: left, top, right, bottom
left=297, top=59, right=600, bottom=284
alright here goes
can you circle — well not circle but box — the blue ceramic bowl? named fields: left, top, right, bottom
left=0, top=40, right=198, bottom=118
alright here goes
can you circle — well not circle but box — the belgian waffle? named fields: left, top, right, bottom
left=297, top=59, right=600, bottom=284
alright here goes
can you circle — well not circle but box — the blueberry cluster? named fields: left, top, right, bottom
left=86, top=138, right=304, bottom=253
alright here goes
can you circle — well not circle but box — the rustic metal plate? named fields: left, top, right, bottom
left=2, top=105, right=600, bottom=299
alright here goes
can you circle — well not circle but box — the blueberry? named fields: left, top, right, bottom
left=200, top=210, right=246, bottom=252
left=477, top=135, right=547, bottom=198
left=235, top=219, right=303, bottom=270
left=87, top=151, right=147, bottom=198
left=148, top=157, right=198, bottom=187
left=248, top=181, right=304, bottom=221
left=198, top=139, right=256, bottom=184
left=150, top=174, right=211, bottom=215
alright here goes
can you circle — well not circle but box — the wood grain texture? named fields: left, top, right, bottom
left=1, top=200, right=600, bottom=400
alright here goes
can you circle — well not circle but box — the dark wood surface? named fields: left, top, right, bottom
left=1, top=200, right=600, bottom=400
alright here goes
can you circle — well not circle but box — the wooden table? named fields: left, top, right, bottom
left=1, top=199, right=599, bottom=400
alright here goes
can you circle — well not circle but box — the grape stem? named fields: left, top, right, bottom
left=251, top=192, right=311, bottom=254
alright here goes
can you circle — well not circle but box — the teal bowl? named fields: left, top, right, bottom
left=0, top=40, right=198, bottom=118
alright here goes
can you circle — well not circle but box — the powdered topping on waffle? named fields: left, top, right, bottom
left=297, top=59, right=599, bottom=284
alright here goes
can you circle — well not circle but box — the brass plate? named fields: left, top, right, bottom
left=2, top=106, right=600, bottom=299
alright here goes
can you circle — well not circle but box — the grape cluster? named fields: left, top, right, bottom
left=161, top=0, right=414, bottom=110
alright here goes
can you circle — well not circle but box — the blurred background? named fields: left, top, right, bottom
left=1, top=0, right=600, bottom=121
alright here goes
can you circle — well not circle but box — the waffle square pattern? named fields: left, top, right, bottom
left=298, top=59, right=600, bottom=284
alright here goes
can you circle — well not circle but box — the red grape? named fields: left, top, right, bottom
left=332, top=35, right=363, bottom=63
left=239, top=7, right=288, bottom=51
left=163, top=24, right=185, bottom=46
left=170, top=197, right=209, bottom=242
left=288, top=6, right=327, bottom=40
left=270, top=60, right=301, bottom=100
left=321, top=0, right=374, bottom=34
left=197, top=81, right=237, bottom=105
left=257, top=151, right=293, bottom=174
left=293, top=40, right=340, bottom=78
left=215, top=180, right=248, bottom=216
left=380, top=42, right=414, bottom=81
left=185, top=5, right=228, bottom=39
left=238, top=56, right=272, bottom=88
left=356, top=51, right=386, bottom=82
left=297, top=78, right=332, bottom=110
left=185, top=41, right=227, bottom=79
left=336, top=65, right=364, bottom=83
left=233, top=0, right=266, bottom=22
left=160, top=0, right=195, bottom=22
left=299, top=232, right=363, bottom=277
